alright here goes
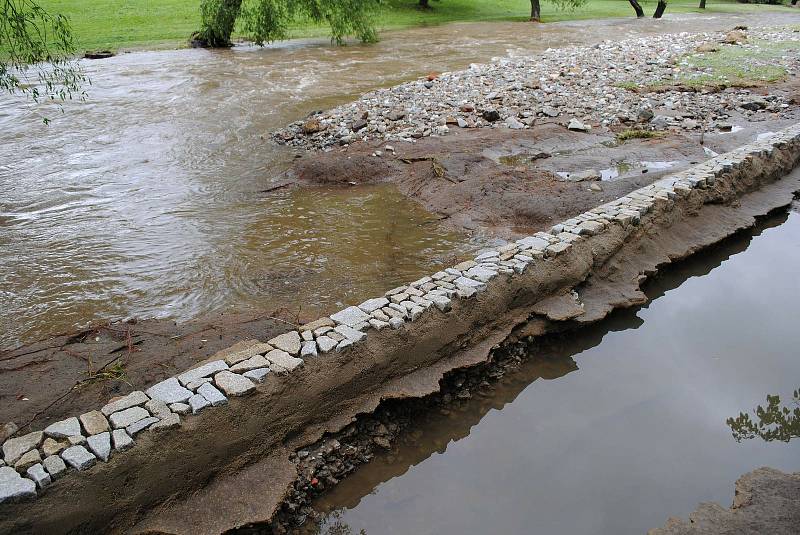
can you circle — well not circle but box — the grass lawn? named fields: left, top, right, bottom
left=36, top=0, right=797, bottom=54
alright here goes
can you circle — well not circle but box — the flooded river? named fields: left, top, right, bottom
left=1, top=13, right=795, bottom=349
left=308, top=202, right=800, bottom=535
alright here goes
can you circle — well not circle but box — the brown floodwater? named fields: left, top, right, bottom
left=1, top=12, right=796, bottom=349
left=308, top=203, right=800, bottom=535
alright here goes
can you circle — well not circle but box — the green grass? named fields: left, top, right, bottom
left=35, top=0, right=796, bottom=54
left=616, top=129, right=663, bottom=141
left=669, top=38, right=800, bottom=88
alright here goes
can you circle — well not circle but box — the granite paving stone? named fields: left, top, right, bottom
left=44, top=417, right=81, bottom=439
left=42, top=455, right=66, bottom=479
left=243, top=368, right=271, bottom=383
left=86, top=432, right=111, bottom=462
left=100, top=391, right=149, bottom=417
left=268, top=331, right=302, bottom=355
left=0, top=466, right=37, bottom=503
left=214, top=371, right=256, bottom=396
left=198, top=382, right=228, bottom=407
left=177, top=360, right=229, bottom=387
left=79, top=411, right=109, bottom=436
left=111, top=429, right=134, bottom=451
left=109, top=407, right=150, bottom=429
left=146, top=377, right=193, bottom=404
left=60, top=445, right=96, bottom=471
left=2, top=431, right=43, bottom=465
left=126, top=417, right=159, bottom=436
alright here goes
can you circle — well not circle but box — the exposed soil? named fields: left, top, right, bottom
left=0, top=311, right=294, bottom=433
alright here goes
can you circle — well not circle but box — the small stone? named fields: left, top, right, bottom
left=60, top=445, right=96, bottom=471
left=358, top=297, right=389, bottom=313
left=109, top=406, right=150, bottom=429
left=453, top=276, right=486, bottom=291
left=198, top=382, right=228, bottom=407
left=150, top=413, right=181, bottom=431
left=169, top=403, right=190, bottom=415
left=243, top=368, right=271, bottom=383
left=389, top=317, right=405, bottom=329
left=409, top=306, right=425, bottom=320
left=0, top=466, right=37, bottom=503
left=0, top=422, right=18, bottom=445
left=217, top=340, right=273, bottom=365
left=145, top=399, right=172, bottom=418
left=567, top=118, right=591, bottom=132
left=301, top=330, right=314, bottom=342
left=542, top=106, right=560, bottom=117
left=301, top=341, right=318, bottom=358
left=186, top=378, right=212, bottom=391
left=267, top=331, right=302, bottom=355
left=430, top=295, right=452, bottom=312
left=41, top=438, right=68, bottom=457
left=214, top=371, right=256, bottom=396
left=111, top=429, right=133, bottom=451
left=300, top=317, right=335, bottom=331
left=505, top=116, right=525, bottom=129
left=2, top=431, right=43, bottom=465
left=337, top=339, right=353, bottom=351
left=14, top=449, right=41, bottom=473
left=230, top=355, right=270, bottom=373
left=25, top=463, right=51, bottom=490
left=456, top=286, right=477, bottom=299
left=330, top=306, right=370, bottom=327
left=79, top=411, right=109, bottom=436
left=42, top=455, right=66, bottom=479
left=126, top=417, right=159, bottom=436
left=546, top=242, right=572, bottom=256
left=67, top=435, right=86, bottom=446
left=333, top=325, right=366, bottom=343
left=44, top=417, right=81, bottom=439
left=86, top=432, right=111, bottom=462
left=146, top=378, right=193, bottom=404
left=389, top=293, right=409, bottom=304
left=177, top=360, right=229, bottom=387
left=481, top=109, right=501, bottom=122
left=100, top=391, right=149, bottom=417
left=464, top=266, right=497, bottom=283
left=189, top=394, right=211, bottom=414
left=316, top=336, right=337, bottom=353
left=369, top=319, right=389, bottom=330
left=264, top=350, right=303, bottom=373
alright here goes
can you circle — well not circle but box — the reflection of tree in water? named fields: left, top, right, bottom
left=313, top=510, right=367, bottom=535
left=727, top=389, right=800, bottom=443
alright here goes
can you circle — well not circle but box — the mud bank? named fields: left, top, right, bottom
left=2, top=128, right=800, bottom=533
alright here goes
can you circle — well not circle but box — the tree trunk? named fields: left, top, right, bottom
left=196, top=0, right=243, bottom=47
left=793, top=0, right=798, bottom=5
left=699, top=0, right=706, bottom=8
left=653, top=0, right=667, bottom=18
left=628, top=0, right=645, bottom=17
left=419, top=0, right=430, bottom=8
left=530, top=0, right=541, bottom=21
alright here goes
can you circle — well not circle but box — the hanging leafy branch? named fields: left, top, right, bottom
left=727, top=389, right=800, bottom=443
left=194, top=0, right=379, bottom=48
left=1, top=0, right=87, bottom=120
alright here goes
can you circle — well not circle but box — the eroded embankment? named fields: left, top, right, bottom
left=2, top=128, right=800, bottom=534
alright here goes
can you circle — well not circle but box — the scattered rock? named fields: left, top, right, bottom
left=44, top=417, right=81, bottom=439
left=42, top=455, right=66, bottom=479
left=567, top=118, right=591, bottom=132
left=109, top=407, right=150, bottom=429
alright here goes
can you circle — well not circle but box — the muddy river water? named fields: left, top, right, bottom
left=0, top=12, right=795, bottom=350
left=306, top=203, right=800, bottom=535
